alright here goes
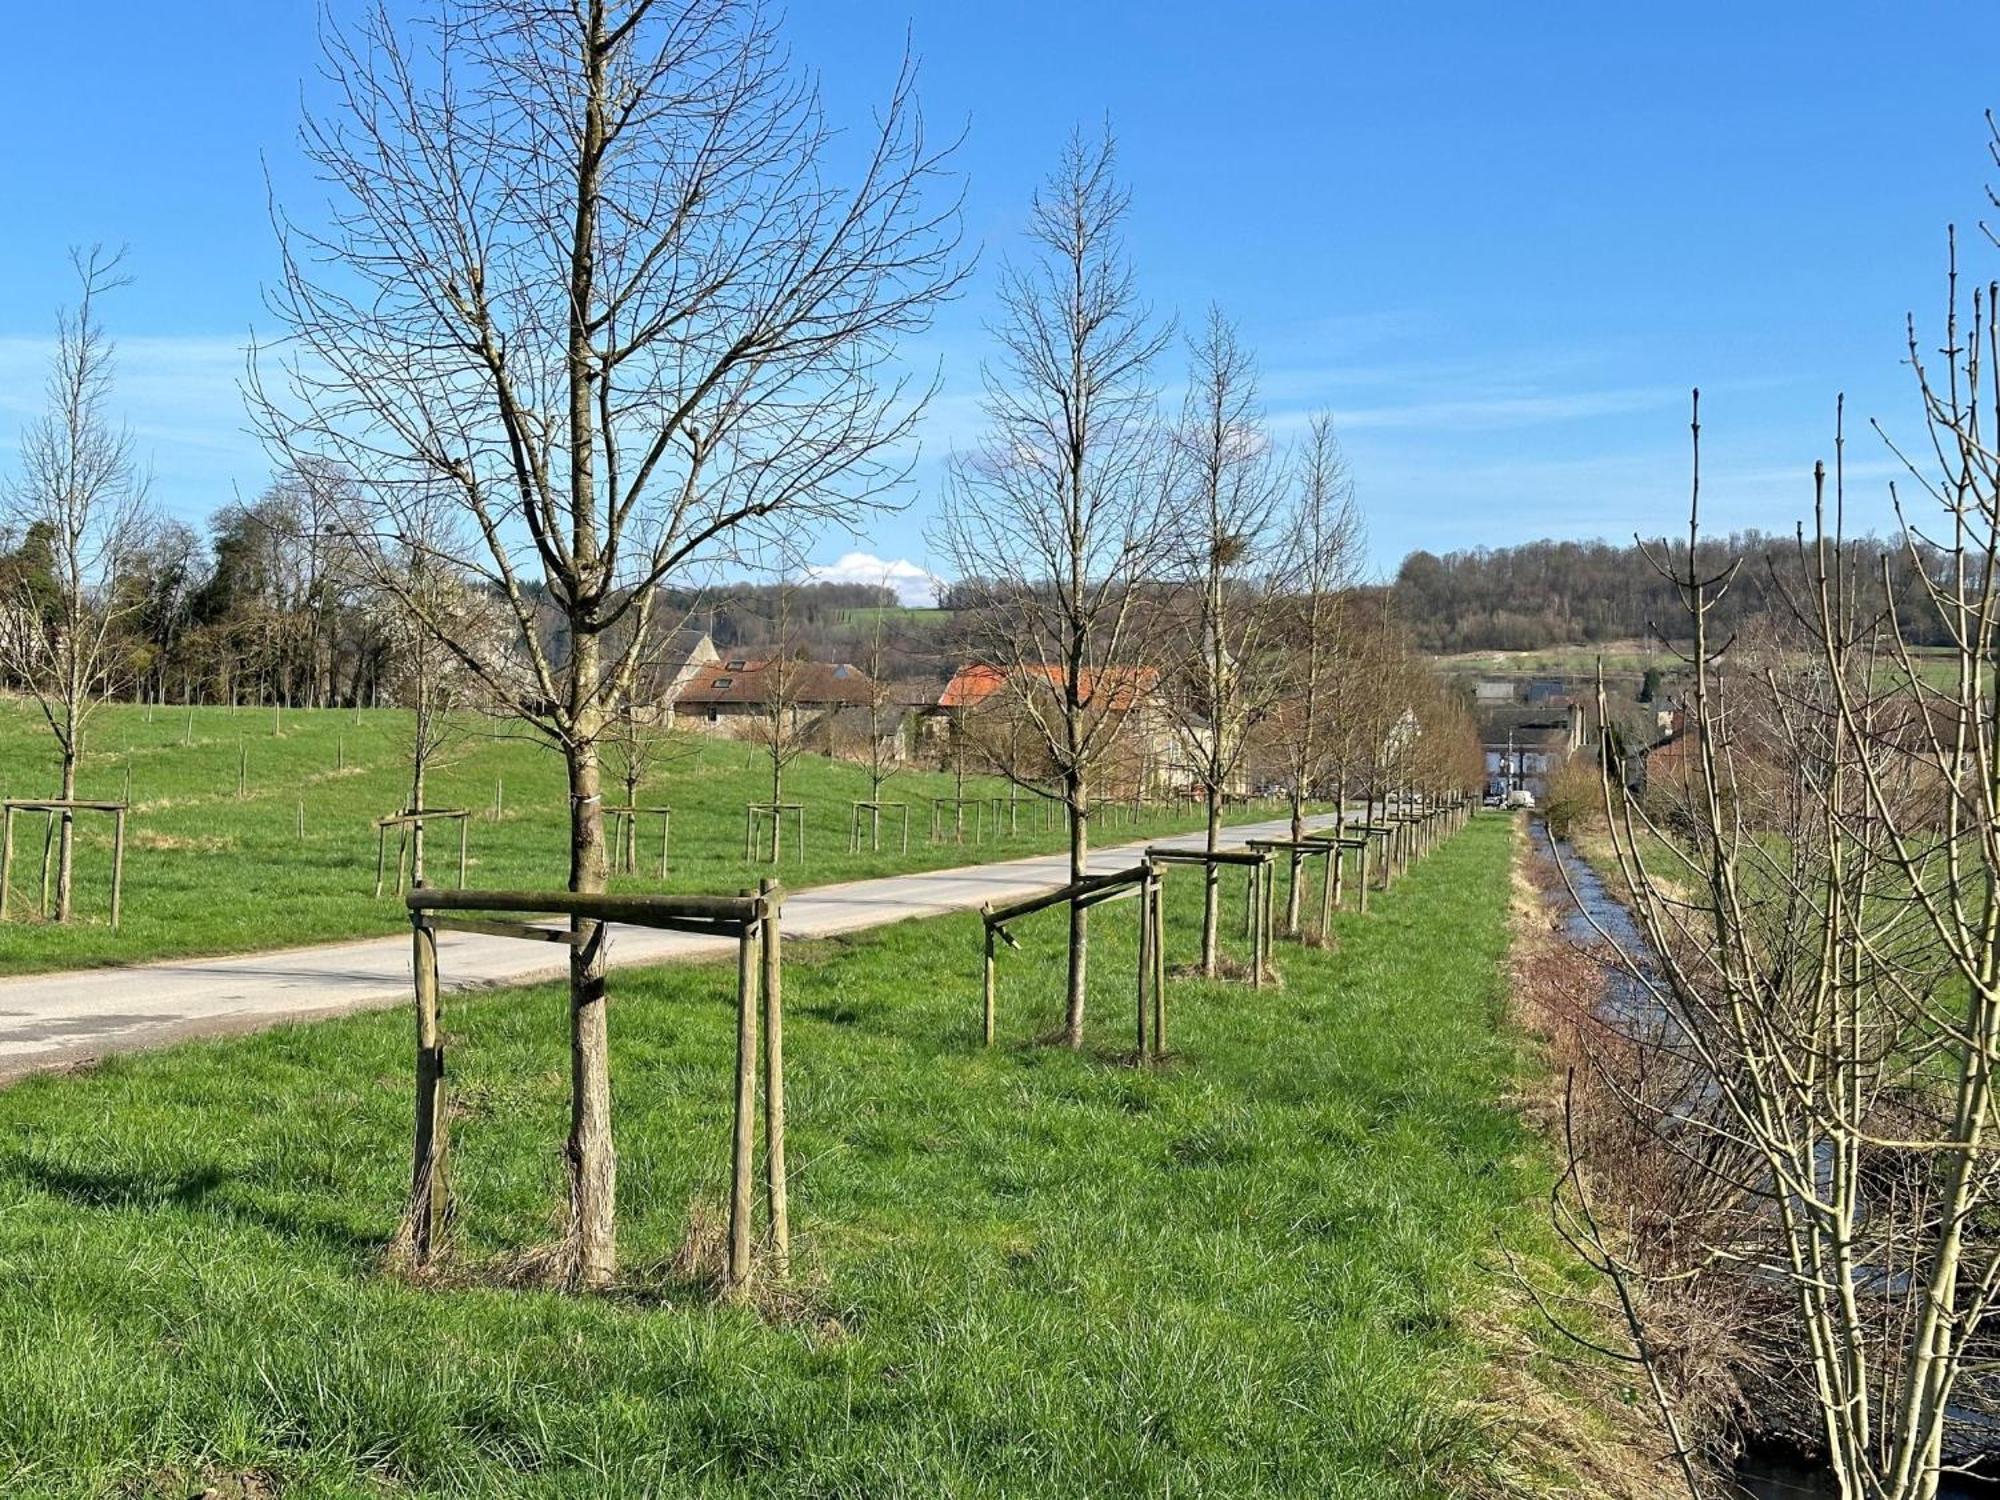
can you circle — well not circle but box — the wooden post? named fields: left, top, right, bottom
left=1358, top=837, right=1372, bottom=914
left=1251, top=859, right=1265, bottom=991
left=408, top=915, right=449, bottom=1268
left=0, top=803, right=12, bottom=921
left=744, top=805, right=755, bottom=861
left=238, top=740, right=247, bottom=798
left=40, top=812, right=54, bottom=917
left=111, top=807, right=126, bottom=928
left=375, top=824, right=388, bottom=900
left=760, top=878, right=789, bottom=1277
left=297, top=798, right=306, bottom=841
left=1151, top=872, right=1167, bottom=1058
left=728, top=899, right=759, bottom=1298
left=659, top=810, right=671, bottom=881
left=1242, top=862, right=1255, bottom=942
left=981, top=909, right=996, bottom=1047
left=1134, top=873, right=1150, bottom=1059
left=457, top=814, right=469, bottom=889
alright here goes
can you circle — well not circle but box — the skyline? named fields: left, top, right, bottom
left=0, top=1, right=1990, bottom=595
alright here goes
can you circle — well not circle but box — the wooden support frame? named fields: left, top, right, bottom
left=848, top=799, right=911, bottom=854
left=927, top=794, right=994, bottom=845
left=374, top=808, right=471, bottom=899
left=605, top=804, right=671, bottom=879
left=398, top=883, right=790, bottom=1296
left=1144, top=844, right=1276, bottom=986
left=1247, top=837, right=1338, bottom=943
left=979, top=861, right=1167, bottom=1058
left=0, top=799, right=129, bottom=927
left=744, top=801, right=806, bottom=865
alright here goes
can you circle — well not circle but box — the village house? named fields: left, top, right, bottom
left=674, top=655, right=875, bottom=738
left=932, top=662, right=1178, bottom=796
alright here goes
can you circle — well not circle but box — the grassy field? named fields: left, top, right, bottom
left=0, top=703, right=1215, bottom=975
left=0, top=814, right=1567, bottom=1498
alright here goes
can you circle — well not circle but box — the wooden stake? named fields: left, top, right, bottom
left=1151, top=873, right=1167, bottom=1058
left=407, top=915, right=449, bottom=1268
left=111, top=808, right=125, bottom=928
left=981, top=910, right=996, bottom=1047
left=1135, top=874, right=1150, bottom=1058
left=728, top=902, right=759, bottom=1298
left=0, top=804, right=12, bottom=921
left=760, top=878, right=788, bottom=1277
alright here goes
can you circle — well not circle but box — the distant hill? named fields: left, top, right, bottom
left=1389, top=533, right=1953, bottom=653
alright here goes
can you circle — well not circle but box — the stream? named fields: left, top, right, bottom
left=1532, top=822, right=1996, bottom=1500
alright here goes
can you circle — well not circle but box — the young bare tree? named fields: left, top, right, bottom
left=255, top=0, right=962, bottom=1286
left=747, top=582, right=811, bottom=862
left=0, top=248, right=151, bottom=922
left=1163, top=308, right=1286, bottom=977
left=932, top=128, right=1171, bottom=1047
left=1273, top=412, right=1363, bottom=935
left=854, top=584, right=905, bottom=849
left=374, top=540, right=481, bottom=886
left=1582, top=352, right=2000, bottom=1496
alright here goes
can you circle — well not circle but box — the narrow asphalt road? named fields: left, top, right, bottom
left=0, top=813, right=1322, bottom=1080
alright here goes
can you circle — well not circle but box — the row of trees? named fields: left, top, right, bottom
left=3, top=0, right=1477, bottom=1289
left=934, top=132, right=1480, bottom=1027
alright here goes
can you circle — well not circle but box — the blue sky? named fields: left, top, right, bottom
left=0, top=2, right=1990, bottom=595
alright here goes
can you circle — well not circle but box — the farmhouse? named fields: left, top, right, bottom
left=675, top=655, right=875, bottom=738
left=933, top=662, right=1179, bottom=796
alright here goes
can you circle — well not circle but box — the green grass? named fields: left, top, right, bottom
left=0, top=703, right=1215, bottom=975
left=0, top=815, right=1549, bottom=1498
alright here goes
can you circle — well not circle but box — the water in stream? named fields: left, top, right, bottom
left=1532, top=823, right=1996, bottom=1500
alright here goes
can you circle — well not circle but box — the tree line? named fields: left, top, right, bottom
left=1391, top=532, right=1963, bottom=653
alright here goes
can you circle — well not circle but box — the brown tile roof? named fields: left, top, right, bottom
left=938, top=663, right=1160, bottom=712
left=677, top=658, right=875, bottom=707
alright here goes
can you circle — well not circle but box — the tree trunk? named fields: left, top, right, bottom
left=1064, top=775, right=1089, bottom=1047
left=1199, top=783, right=1222, bottom=977
left=1285, top=792, right=1305, bottom=936
left=769, top=748, right=783, bottom=861
left=565, top=714, right=616, bottom=1288
left=410, top=749, right=427, bottom=888
left=54, top=746, right=77, bottom=923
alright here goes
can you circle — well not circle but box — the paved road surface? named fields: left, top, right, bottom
left=0, top=814, right=1322, bottom=1081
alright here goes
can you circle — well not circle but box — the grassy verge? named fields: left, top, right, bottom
left=0, top=703, right=1217, bottom=975
left=0, top=815, right=1567, bottom=1498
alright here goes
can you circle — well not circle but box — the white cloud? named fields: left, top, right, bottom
left=800, top=550, right=941, bottom=606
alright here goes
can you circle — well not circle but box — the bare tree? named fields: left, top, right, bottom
left=254, top=0, right=962, bottom=1286
left=1582, top=343, right=2000, bottom=1494
left=1273, top=412, right=1363, bottom=935
left=746, top=580, right=811, bottom=861
left=0, top=248, right=151, bottom=922
left=932, top=128, right=1171, bottom=1047
left=854, top=582, right=905, bottom=849
left=375, top=538, right=482, bottom=886
left=1162, top=308, right=1286, bottom=977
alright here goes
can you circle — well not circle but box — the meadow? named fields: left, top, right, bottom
left=0, top=812, right=1573, bottom=1499
left=0, top=703, right=1213, bottom=975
